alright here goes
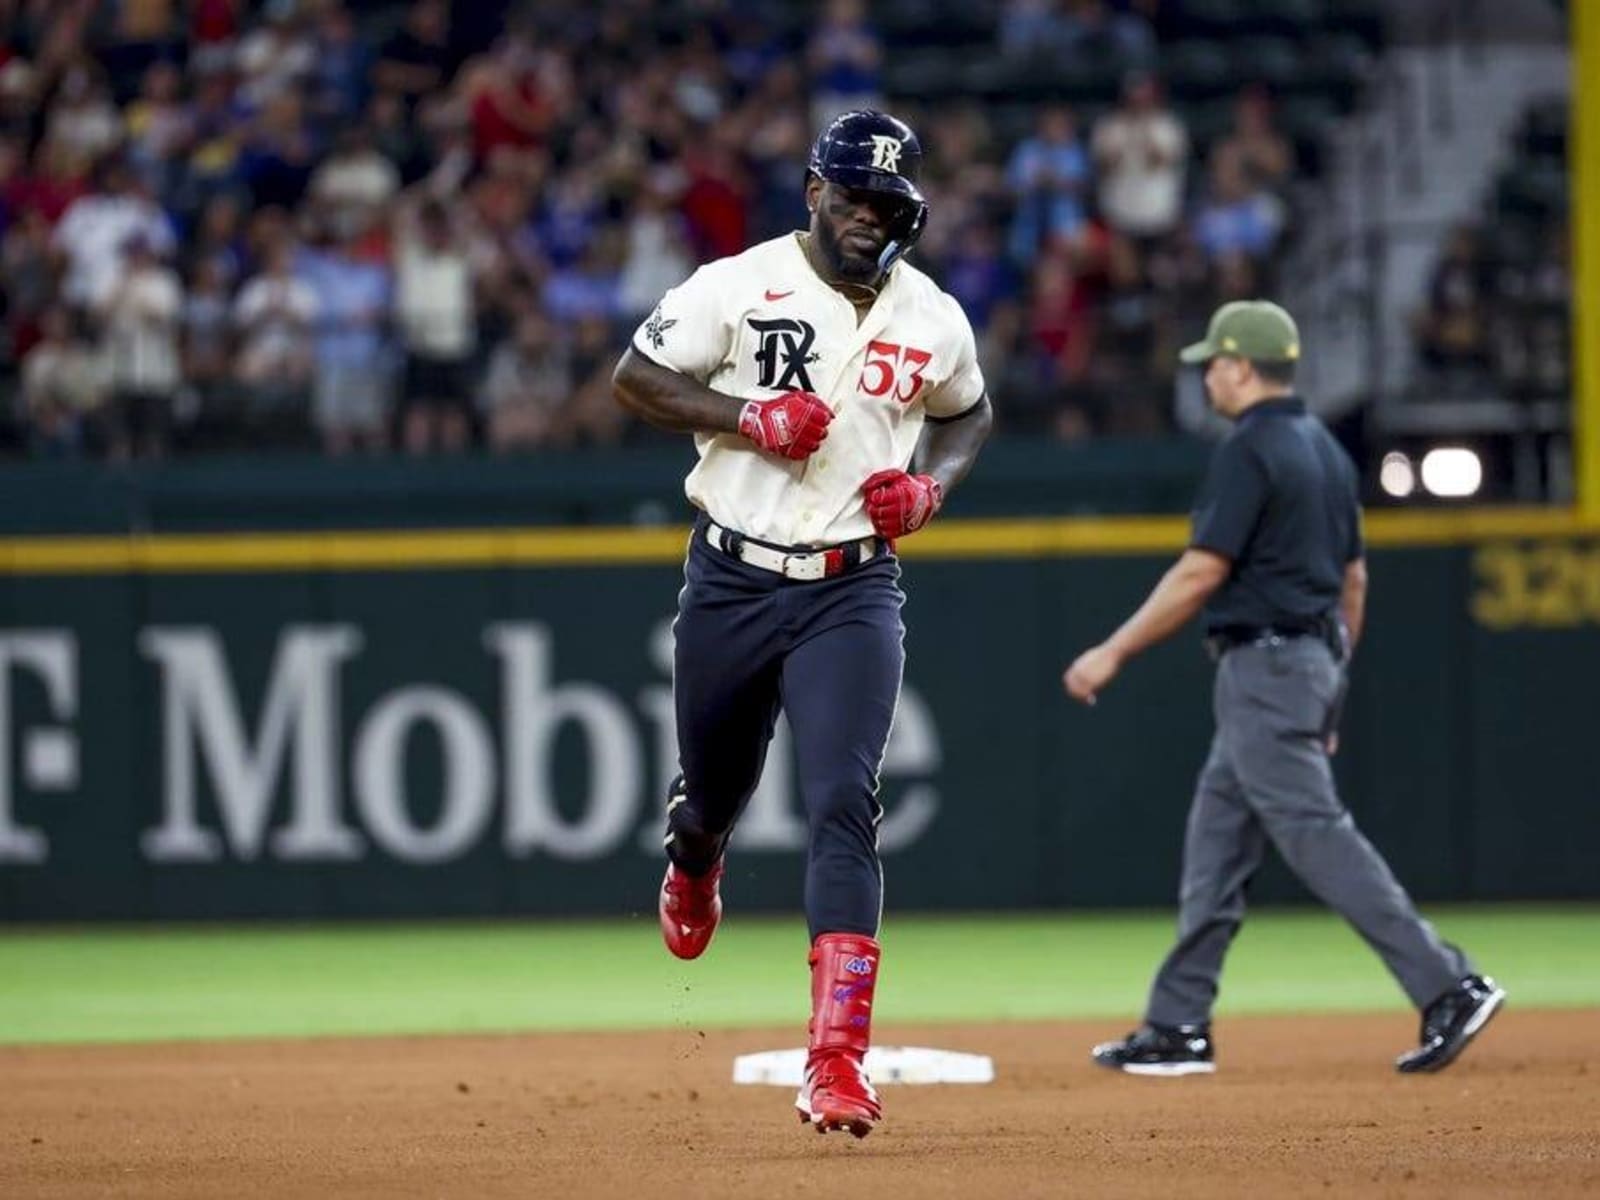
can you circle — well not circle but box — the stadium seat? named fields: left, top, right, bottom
left=1005, top=50, right=1121, bottom=104
left=987, top=102, right=1040, bottom=149
left=958, top=56, right=1016, bottom=101
left=1495, top=161, right=1569, bottom=219
left=1521, top=99, right=1569, bottom=161
left=1179, top=0, right=1249, bottom=36
left=1230, top=37, right=1305, bottom=89
left=931, top=0, right=998, bottom=46
left=1279, top=93, right=1341, bottom=142
left=884, top=49, right=961, bottom=100
left=1485, top=221, right=1541, bottom=270
left=1163, top=39, right=1235, bottom=99
left=1240, top=0, right=1327, bottom=38
left=1320, top=0, right=1385, bottom=51
left=1304, top=31, right=1375, bottom=89
left=1184, top=98, right=1237, bottom=155
left=878, top=0, right=941, bottom=44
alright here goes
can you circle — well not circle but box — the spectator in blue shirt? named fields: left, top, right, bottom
left=807, top=0, right=883, bottom=126
left=1059, top=0, right=1157, bottom=66
left=311, top=4, right=372, bottom=123
left=533, top=164, right=604, bottom=270
left=297, top=224, right=392, bottom=453
left=1006, top=106, right=1090, bottom=264
left=543, top=232, right=623, bottom=327
left=943, top=223, right=1015, bottom=331
left=1194, top=150, right=1284, bottom=263
left=999, top=0, right=1073, bottom=58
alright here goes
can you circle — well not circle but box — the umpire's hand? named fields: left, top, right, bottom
left=1063, top=643, right=1123, bottom=706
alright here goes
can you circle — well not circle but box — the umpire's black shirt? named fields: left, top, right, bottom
left=1190, top=395, right=1363, bottom=630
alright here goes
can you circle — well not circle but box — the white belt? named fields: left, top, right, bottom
left=704, top=521, right=879, bottom=581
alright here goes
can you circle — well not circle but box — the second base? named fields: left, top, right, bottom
left=732, top=1046, right=995, bottom=1086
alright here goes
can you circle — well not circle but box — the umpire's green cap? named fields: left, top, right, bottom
left=1179, top=300, right=1301, bottom=364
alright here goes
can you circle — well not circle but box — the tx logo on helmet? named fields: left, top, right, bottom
left=869, top=134, right=903, bottom=173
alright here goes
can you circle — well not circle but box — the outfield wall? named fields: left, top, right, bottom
left=2, top=478, right=1597, bottom=920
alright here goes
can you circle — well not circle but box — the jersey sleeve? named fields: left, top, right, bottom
left=629, top=264, right=734, bottom=384
left=922, top=296, right=986, bottom=419
left=1190, top=435, right=1269, bottom=561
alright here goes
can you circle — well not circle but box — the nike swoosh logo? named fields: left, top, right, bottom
left=764, top=289, right=794, bottom=301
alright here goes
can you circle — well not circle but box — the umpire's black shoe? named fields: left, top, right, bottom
left=1395, top=975, right=1507, bottom=1074
left=1092, top=1023, right=1215, bottom=1076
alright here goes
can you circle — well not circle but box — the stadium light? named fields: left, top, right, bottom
left=1419, top=447, right=1483, bottom=498
left=1378, top=452, right=1416, bottom=498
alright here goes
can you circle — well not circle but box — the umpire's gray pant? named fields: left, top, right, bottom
left=1144, top=636, right=1472, bottom=1028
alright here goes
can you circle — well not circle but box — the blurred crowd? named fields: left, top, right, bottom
left=1410, top=92, right=1570, bottom=407
left=1, top=0, right=1305, bottom=459
left=1413, top=219, right=1571, bottom=403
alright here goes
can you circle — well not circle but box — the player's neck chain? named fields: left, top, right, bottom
left=797, top=233, right=882, bottom=309
left=834, top=280, right=881, bottom=308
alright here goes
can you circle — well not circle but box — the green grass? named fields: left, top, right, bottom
left=0, top=906, right=1595, bottom=1046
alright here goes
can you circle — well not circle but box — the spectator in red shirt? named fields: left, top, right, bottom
left=460, top=34, right=556, bottom=162
left=3, top=140, right=89, bottom=226
left=681, top=130, right=747, bottom=263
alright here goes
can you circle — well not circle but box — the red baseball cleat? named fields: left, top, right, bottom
left=658, top=860, right=724, bottom=960
left=795, top=932, right=883, bottom=1137
left=796, top=1050, right=882, bottom=1138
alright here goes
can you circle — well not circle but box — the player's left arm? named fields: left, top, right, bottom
left=861, top=301, right=993, bottom=539
left=914, top=393, right=994, bottom=495
left=861, top=393, right=992, bottom=540
left=914, top=299, right=994, bottom=497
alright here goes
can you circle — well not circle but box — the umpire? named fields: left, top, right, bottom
left=1063, top=300, right=1504, bottom=1076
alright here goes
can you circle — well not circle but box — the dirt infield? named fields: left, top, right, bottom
left=3, top=1010, right=1597, bottom=1199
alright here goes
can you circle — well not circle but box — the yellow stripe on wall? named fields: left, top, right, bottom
left=0, top=508, right=1595, bottom=575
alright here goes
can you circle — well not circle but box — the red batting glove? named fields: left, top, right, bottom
left=862, top=469, right=943, bottom=539
left=738, top=391, right=833, bottom=460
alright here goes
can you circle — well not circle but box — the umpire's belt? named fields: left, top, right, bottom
left=1204, top=621, right=1331, bottom=661
left=704, top=520, right=880, bottom=582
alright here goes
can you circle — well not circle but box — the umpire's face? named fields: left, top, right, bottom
left=1203, top=355, right=1249, bottom=418
left=807, top=179, right=893, bottom=283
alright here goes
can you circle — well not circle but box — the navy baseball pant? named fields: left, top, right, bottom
left=665, top=516, right=906, bottom=940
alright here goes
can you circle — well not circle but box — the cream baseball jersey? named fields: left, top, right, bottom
left=631, top=232, right=986, bottom=547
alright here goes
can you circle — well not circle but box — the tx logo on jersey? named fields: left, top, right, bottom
left=869, top=135, right=903, bottom=173
left=748, top=317, right=818, bottom=392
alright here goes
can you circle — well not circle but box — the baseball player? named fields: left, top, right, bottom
left=612, top=110, right=993, bottom=1136
left=1064, top=301, right=1504, bottom=1077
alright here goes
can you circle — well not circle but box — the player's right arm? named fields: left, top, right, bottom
left=612, top=265, right=741, bottom=435
left=613, top=348, right=833, bottom=459
left=613, top=264, right=833, bottom=459
left=611, top=346, right=742, bottom=435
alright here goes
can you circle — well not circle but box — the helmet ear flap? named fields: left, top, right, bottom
left=900, top=199, right=928, bottom=246
left=879, top=196, right=927, bottom=268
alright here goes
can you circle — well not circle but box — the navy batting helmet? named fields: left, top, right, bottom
left=807, top=109, right=928, bottom=272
